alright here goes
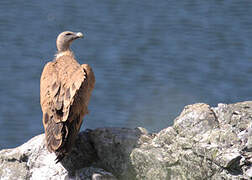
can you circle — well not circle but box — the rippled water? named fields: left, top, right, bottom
left=0, top=0, right=251, bottom=148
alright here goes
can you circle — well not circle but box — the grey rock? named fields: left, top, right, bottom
left=0, top=127, right=147, bottom=180
left=0, top=101, right=252, bottom=179
left=131, top=101, right=252, bottom=179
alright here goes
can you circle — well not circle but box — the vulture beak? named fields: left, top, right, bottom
left=76, top=32, right=84, bottom=39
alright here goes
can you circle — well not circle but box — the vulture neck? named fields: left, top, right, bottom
left=55, top=50, right=75, bottom=59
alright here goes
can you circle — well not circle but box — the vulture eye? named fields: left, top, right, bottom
left=65, top=33, right=72, bottom=36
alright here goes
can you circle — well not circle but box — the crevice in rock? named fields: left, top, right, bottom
left=192, top=150, right=220, bottom=165
left=192, top=150, right=244, bottom=177
left=224, top=156, right=243, bottom=175
left=20, top=154, right=28, bottom=163
left=5, top=154, right=28, bottom=163
left=210, top=108, right=220, bottom=128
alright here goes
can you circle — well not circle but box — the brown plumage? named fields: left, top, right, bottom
left=40, top=31, right=95, bottom=163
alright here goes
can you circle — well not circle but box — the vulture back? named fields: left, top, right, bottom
left=40, top=52, right=95, bottom=162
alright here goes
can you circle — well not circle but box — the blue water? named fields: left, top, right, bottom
left=0, top=1, right=251, bottom=149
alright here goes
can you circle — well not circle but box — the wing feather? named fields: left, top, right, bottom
left=57, top=56, right=86, bottom=122
left=40, top=55, right=87, bottom=152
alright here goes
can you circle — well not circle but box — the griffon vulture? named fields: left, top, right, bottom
left=40, top=31, right=95, bottom=163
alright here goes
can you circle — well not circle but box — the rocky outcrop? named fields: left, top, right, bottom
left=0, top=101, right=251, bottom=179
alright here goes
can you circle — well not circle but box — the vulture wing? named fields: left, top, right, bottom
left=40, top=55, right=86, bottom=153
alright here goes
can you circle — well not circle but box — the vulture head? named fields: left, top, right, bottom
left=56, top=31, right=84, bottom=52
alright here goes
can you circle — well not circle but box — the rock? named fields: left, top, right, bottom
left=131, top=101, right=252, bottom=179
left=0, top=127, right=147, bottom=180
left=0, top=101, right=252, bottom=179
left=75, top=167, right=117, bottom=180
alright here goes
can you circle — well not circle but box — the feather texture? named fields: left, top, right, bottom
left=40, top=32, right=95, bottom=162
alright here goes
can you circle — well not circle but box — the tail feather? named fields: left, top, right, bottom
left=55, top=152, right=65, bottom=163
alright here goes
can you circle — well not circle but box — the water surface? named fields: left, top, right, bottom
left=0, top=0, right=251, bottom=148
